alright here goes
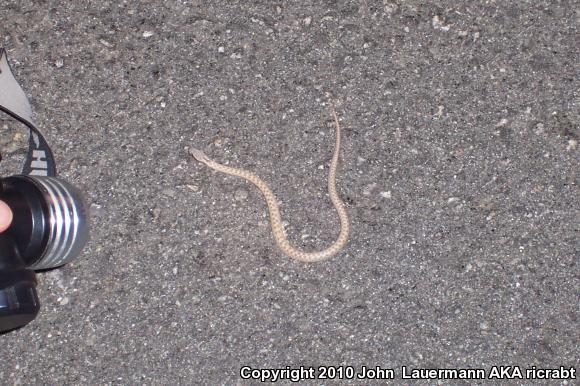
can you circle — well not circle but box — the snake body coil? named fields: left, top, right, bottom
left=190, top=108, right=349, bottom=263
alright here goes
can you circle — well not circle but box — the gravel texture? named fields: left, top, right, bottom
left=0, top=1, right=578, bottom=385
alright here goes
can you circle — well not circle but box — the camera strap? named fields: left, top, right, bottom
left=0, top=49, right=56, bottom=177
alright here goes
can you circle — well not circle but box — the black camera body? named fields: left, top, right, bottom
left=0, top=49, right=88, bottom=332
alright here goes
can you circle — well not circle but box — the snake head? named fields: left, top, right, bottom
left=189, top=148, right=212, bottom=165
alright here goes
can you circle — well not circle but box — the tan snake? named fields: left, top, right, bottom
left=189, top=106, right=349, bottom=263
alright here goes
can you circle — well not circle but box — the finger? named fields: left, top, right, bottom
left=0, top=200, right=13, bottom=233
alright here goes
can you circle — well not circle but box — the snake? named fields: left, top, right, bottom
left=189, top=106, right=349, bottom=263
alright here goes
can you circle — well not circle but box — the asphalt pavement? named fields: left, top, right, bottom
left=0, top=1, right=578, bottom=385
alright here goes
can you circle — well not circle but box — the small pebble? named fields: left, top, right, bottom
left=432, top=15, right=450, bottom=32
left=384, top=2, right=398, bottom=14
left=186, top=184, right=200, bottom=193
left=162, top=189, right=176, bottom=198
left=99, top=39, right=113, bottom=47
left=363, top=183, right=378, bottom=196
left=89, top=203, right=105, bottom=218
left=86, top=334, right=97, bottom=346
left=234, top=188, right=249, bottom=201
left=495, top=118, right=508, bottom=127
left=380, top=191, right=392, bottom=199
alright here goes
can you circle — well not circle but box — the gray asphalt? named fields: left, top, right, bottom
left=0, top=1, right=578, bottom=385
